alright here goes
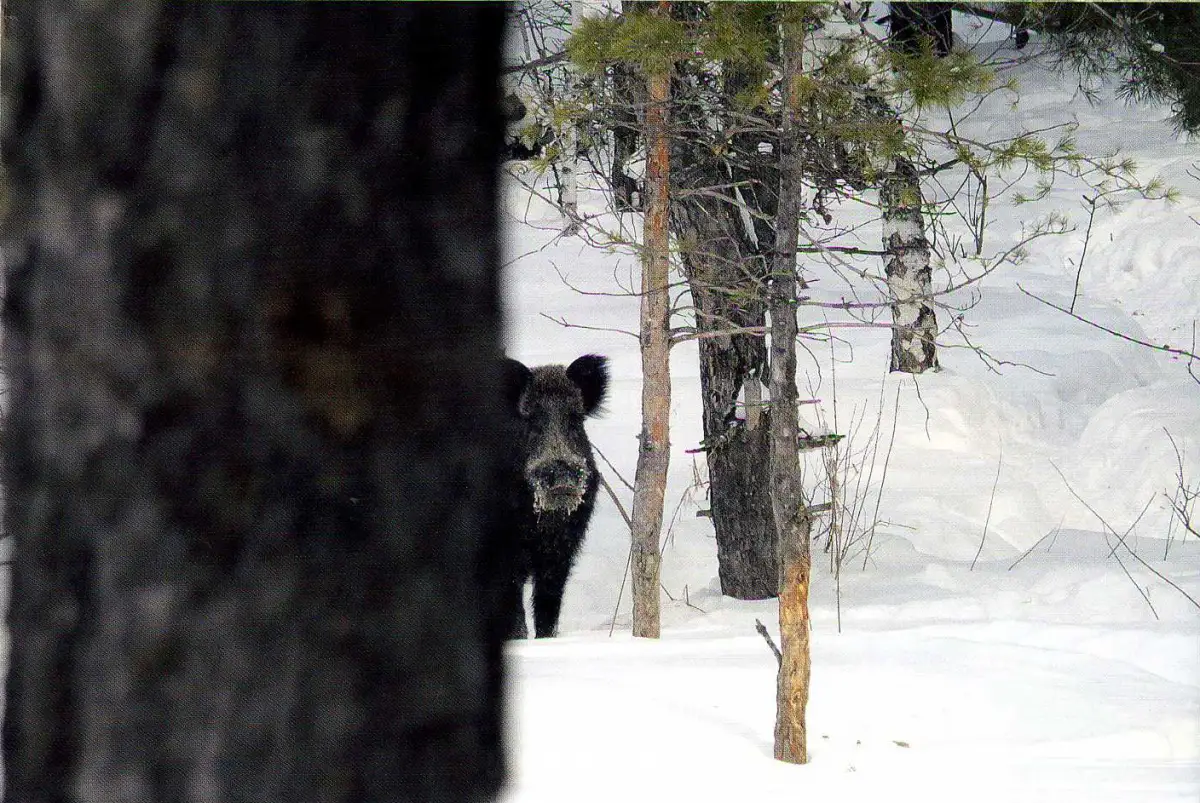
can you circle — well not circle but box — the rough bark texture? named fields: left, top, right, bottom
left=669, top=192, right=777, bottom=599
left=2, top=4, right=512, bottom=802
left=629, top=3, right=673, bottom=640
left=668, top=26, right=780, bottom=601
left=881, top=157, right=939, bottom=374
left=771, top=5, right=813, bottom=766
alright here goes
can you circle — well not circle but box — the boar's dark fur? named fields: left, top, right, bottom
left=502, top=354, right=608, bottom=638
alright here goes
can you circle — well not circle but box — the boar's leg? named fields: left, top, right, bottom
left=531, top=560, right=572, bottom=638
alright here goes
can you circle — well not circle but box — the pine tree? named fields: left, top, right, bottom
left=554, top=0, right=1163, bottom=619
left=991, top=2, right=1200, bottom=133
left=770, top=2, right=815, bottom=765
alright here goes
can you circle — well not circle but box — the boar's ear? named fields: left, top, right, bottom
left=566, top=354, right=608, bottom=416
left=502, top=358, right=533, bottom=414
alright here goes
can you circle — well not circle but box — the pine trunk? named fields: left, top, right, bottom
left=2, top=5, right=512, bottom=801
left=881, top=157, right=939, bottom=373
left=669, top=41, right=779, bottom=601
left=670, top=193, right=777, bottom=599
left=630, top=3, right=673, bottom=640
left=771, top=4, right=813, bottom=765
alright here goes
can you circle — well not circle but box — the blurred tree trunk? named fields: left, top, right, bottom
left=2, top=4, right=513, bottom=802
left=630, top=0, right=673, bottom=641
left=560, top=0, right=583, bottom=233
left=770, top=2, right=813, bottom=766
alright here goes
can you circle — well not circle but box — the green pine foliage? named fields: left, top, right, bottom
left=568, top=12, right=691, bottom=76
left=888, top=46, right=995, bottom=109
left=998, top=2, right=1200, bottom=134
left=541, top=1, right=1168, bottom=241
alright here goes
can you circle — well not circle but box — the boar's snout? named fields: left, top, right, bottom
left=528, top=458, right=589, bottom=513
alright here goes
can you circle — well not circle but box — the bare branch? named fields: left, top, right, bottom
left=1051, top=461, right=1200, bottom=613
left=1019, top=285, right=1200, bottom=362
left=540, top=312, right=640, bottom=340
left=755, top=618, right=782, bottom=666
left=502, top=50, right=570, bottom=75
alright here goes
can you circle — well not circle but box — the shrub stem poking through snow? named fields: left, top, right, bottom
left=1051, top=462, right=1200, bottom=615
left=970, top=440, right=1003, bottom=571
left=1068, top=193, right=1099, bottom=315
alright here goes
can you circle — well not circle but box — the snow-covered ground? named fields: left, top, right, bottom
left=498, top=12, right=1200, bottom=803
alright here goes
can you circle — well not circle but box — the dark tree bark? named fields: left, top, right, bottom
left=2, top=4, right=513, bottom=802
left=668, top=11, right=780, bottom=601
left=669, top=187, right=778, bottom=600
left=609, top=58, right=643, bottom=213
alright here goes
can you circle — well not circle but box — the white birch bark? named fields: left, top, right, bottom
left=881, top=157, right=939, bottom=373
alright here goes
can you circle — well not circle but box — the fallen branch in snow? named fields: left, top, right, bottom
left=755, top=618, right=782, bottom=666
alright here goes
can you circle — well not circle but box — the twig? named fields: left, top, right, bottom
left=609, top=544, right=633, bottom=639
left=755, top=618, right=782, bottom=666
left=597, top=470, right=635, bottom=638
left=539, top=313, right=640, bottom=341
left=1051, top=461, right=1200, bottom=613
left=971, top=440, right=1003, bottom=571
left=1069, top=194, right=1099, bottom=315
left=599, top=471, right=633, bottom=530
left=862, top=383, right=902, bottom=571
left=593, top=444, right=634, bottom=493
left=502, top=49, right=570, bottom=75
left=1019, top=285, right=1200, bottom=362
left=1007, top=517, right=1064, bottom=571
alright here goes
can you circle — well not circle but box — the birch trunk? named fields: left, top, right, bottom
left=629, top=0, right=673, bottom=640
left=771, top=3, right=813, bottom=765
left=881, top=159, right=939, bottom=373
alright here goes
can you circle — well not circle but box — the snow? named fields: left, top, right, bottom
left=497, top=14, right=1200, bottom=803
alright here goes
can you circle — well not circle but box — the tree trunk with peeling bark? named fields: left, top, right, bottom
left=770, top=3, right=813, bottom=766
left=2, top=5, right=512, bottom=801
left=881, top=157, right=939, bottom=373
left=629, top=0, right=673, bottom=640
